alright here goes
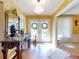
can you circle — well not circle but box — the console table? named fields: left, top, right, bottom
left=1, top=40, right=22, bottom=59
left=0, top=34, right=31, bottom=59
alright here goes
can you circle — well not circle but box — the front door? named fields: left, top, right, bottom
left=29, top=19, right=50, bottom=43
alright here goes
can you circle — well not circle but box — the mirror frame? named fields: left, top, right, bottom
left=5, top=9, right=20, bottom=38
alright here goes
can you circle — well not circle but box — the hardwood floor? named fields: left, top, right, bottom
left=22, top=43, right=53, bottom=59
left=66, top=56, right=79, bottom=59
left=58, top=42, right=79, bottom=56
left=21, top=43, right=77, bottom=59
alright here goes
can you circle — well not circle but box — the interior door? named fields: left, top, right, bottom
left=29, top=19, right=50, bottom=43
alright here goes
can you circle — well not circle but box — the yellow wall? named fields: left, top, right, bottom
left=73, top=16, right=79, bottom=34
left=0, top=2, right=5, bottom=40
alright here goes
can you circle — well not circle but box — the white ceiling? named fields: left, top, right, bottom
left=12, top=0, right=64, bottom=16
left=57, top=0, right=79, bottom=16
left=62, top=1, right=79, bottom=15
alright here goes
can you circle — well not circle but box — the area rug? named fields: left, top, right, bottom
left=66, top=56, right=79, bottom=59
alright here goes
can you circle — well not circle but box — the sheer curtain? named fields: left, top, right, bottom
left=57, top=17, right=72, bottom=40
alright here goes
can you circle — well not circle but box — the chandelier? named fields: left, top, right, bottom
left=33, top=0, right=46, bottom=14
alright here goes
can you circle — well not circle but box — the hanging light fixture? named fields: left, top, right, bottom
left=38, top=0, right=40, bottom=2
left=33, top=0, right=46, bottom=14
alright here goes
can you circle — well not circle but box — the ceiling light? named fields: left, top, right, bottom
left=33, top=0, right=46, bottom=4
left=32, top=0, right=46, bottom=14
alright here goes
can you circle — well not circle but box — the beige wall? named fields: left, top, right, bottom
left=0, top=2, right=5, bottom=40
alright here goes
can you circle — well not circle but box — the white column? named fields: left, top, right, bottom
left=52, top=16, right=57, bottom=49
